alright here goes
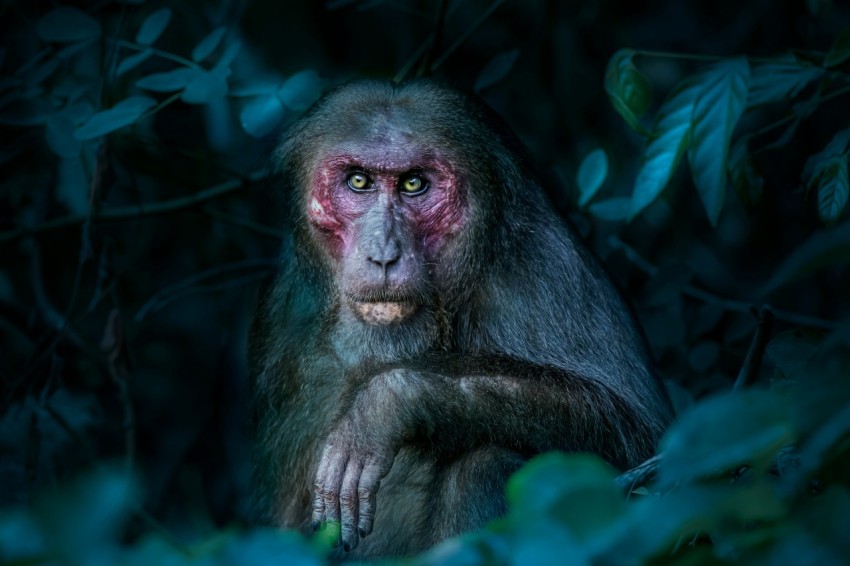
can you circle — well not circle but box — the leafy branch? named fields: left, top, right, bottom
left=582, top=34, right=850, bottom=226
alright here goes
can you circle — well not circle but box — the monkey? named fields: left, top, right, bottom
left=249, top=79, right=673, bottom=560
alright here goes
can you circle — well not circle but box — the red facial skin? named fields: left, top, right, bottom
left=307, top=152, right=466, bottom=262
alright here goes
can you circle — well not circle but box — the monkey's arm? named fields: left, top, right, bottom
left=312, top=354, right=665, bottom=551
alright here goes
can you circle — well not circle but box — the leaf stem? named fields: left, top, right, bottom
left=110, top=38, right=202, bottom=70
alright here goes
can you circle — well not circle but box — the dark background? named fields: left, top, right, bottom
left=1, top=0, right=849, bottom=562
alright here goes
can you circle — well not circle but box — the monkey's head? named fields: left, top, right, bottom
left=275, top=80, right=535, bottom=344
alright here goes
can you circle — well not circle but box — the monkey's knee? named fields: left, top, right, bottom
left=428, top=446, right=526, bottom=542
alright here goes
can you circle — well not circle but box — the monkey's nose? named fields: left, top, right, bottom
left=367, top=252, right=400, bottom=274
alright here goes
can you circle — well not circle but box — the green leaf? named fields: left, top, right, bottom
left=474, top=49, right=520, bottom=92
left=576, top=148, right=608, bottom=207
left=136, top=8, right=172, bottom=46
left=604, top=49, right=652, bottom=135
left=687, top=341, right=720, bottom=373
left=762, top=221, right=850, bottom=294
left=45, top=115, right=81, bottom=158
left=116, top=50, right=152, bottom=76
left=687, top=57, right=751, bottom=226
left=748, top=59, right=824, bottom=107
left=240, top=94, right=285, bottom=137
left=825, top=27, right=850, bottom=68
left=215, top=41, right=242, bottom=71
left=802, top=128, right=850, bottom=183
left=37, top=7, right=102, bottom=43
left=728, top=136, right=764, bottom=210
left=192, top=27, right=227, bottom=62
left=73, top=96, right=156, bottom=140
left=33, top=466, right=137, bottom=561
left=802, top=128, right=850, bottom=224
left=136, top=67, right=198, bottom=92
left=658, top=388, right=794, bottom=488
left=766, top=329, right=822, bottom=379
left=230, top=79, right=281, bottom=97
left=278, top=70, right=324, bottom=111
left=630, top=77, right=702, bottom=217
left=181, top=69, right=229, bottom=104
left=817, top=157, right=849, bottom=224
left=588, top=197, right=632, bottom=221
left=506, top=453, right=617, bottom=517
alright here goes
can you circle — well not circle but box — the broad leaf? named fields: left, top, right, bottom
left=37, top=8, right=101, bottom=43
left=687, top=341, right=720, bottom=373
left=135, top=8, right=172, bottom=46
left=630, top=77, right=702, bottom=218
left=474, top=49, right=520, bottom=92
left=576, top=148, right=608, bottom=207
left=240, top=94, right=285, bottom=137
left=802, top=128, right=850, bottom=224
left=73, top=96, right=156, bottom=140
left=181, top=69, right=229, bottom=104
left=604, top=49, right=652, bottom=135
left=766, top=329, right=822, bottom=379
left=748, top=59, right=824, bottom=107
left=803, top=127, right=850, bottom=184
left=278, top=70, right=324, bottom=111
left=825, top=27, right=850, bottom=68
left=45, top=115, right=81, bottom=158
left=588, top=197, right=632, bottom=221
left=816, top=157, right=849, bottom=224
left=688, top=57, right=751, bottom=226
left=762, top=221, right=850, bottom=294
left=116, top=50, right=152, bottom=76
left=658, top=388, right=794, bottom=487
left=192, top=27, right=227, bottom=62
left=230, top=79, right=281, bottom=97
left=136, top=67, right=198, bottom=92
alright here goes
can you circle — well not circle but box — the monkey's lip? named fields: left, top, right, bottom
left=349, top=299, right=418, bottom=325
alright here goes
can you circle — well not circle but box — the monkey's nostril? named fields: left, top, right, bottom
left=367, top=254, right=400, bottom=269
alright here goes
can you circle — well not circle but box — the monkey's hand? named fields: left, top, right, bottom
left=312, top=369, right=418, bottom=552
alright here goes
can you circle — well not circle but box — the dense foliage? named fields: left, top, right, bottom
left=1, top=0, right=848, bottom=563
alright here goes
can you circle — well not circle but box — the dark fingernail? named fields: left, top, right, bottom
left=358, top=528, right=366, bottom=538
left=311, top=520, right=321, bottom=531
left=343, top=541, right=351, bottom=552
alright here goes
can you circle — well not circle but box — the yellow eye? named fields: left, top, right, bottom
left=347, top=172, right=370, bottom=191
left=401, top=175, right=425, bottom=194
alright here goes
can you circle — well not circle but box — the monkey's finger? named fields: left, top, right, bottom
left=311, top=486, right=326, bottom=531
left=357, top=459, right=384, bottom=538
left=314, top=453, right=347, bottom=533
left=339, top=460, right=364, bottom=552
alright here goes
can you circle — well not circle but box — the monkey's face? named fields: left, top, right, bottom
left=305, top=118, right=468, bottom=326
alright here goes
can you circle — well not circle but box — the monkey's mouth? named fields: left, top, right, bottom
left=348, top=297, right=419, bottom=325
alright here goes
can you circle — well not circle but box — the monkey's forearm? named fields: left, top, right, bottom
left=362, top=359, right=659, bottom=470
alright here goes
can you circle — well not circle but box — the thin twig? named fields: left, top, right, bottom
left=417, top=0, right=448, bottom=78
left=608, top=236, right=839, bottom=331
left=203, top=206, right=287, bottom=239
left=394, top=34, right=435, bottom=83
left=733, top=306, right=775, bottom=391
left=429, top=0, right=508, bottom=73
left=110, top=39, right=203, bottom=70
left=134, top=258, right=276, bottom=322
left=0, top=170, right=266, bottom=244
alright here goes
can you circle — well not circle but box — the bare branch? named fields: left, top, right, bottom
left=0, top=170, right=267, bottom=244
left=608, top=235, right=839, bottom=331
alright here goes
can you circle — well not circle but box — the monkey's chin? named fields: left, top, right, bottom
left=352, top=301, right=418, bottom=325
